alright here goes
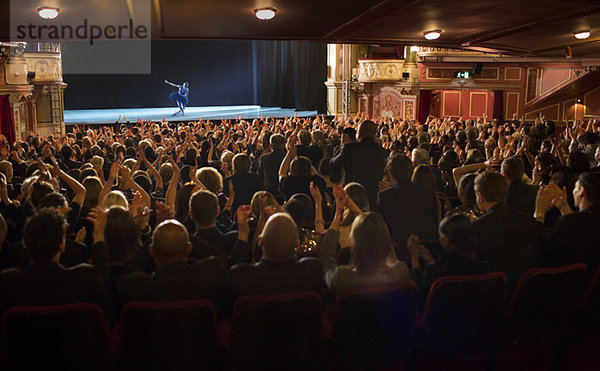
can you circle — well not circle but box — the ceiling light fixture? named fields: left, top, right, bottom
left=37, top=6, right=60, bottom=19
left=574, top=31, right=590, bottom=40
left=254, top=7, right=277, bottom=20
left=424, top=30, right=442, bottom=40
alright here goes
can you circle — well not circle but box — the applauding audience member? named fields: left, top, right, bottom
left=118, top=219, right=227, bottom=305
left=409, top=214, right=479, bottom=294
left=229, top=212, right=323, bottom=298
left=0, top=207, right=112, bottom=320
left=319, top=188, right=409, bottom=296
left=537, top=173, right=600, bottom=271
left=472, top=171, right=542, bottom=287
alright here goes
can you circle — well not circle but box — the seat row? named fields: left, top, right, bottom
left=2, top=263, right=599, bottom=370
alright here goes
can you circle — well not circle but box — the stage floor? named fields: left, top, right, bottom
left=64, top=105, right=318, bottom=124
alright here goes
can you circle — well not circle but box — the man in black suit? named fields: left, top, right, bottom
left=223, top=154, right=263, bottom=213
left=118, top=219, right=227, bottom=305
left=0, top=192, right=88, bottom=271
left=189, top=190, right=252, bottom=264
left=229, top=213, right=324, bottom=299
left=58, top=145, right=83, bottom=171
left=377, top=154, right=439, bottom=257
left=502, top=156, right=538, bottom=216
left=0, top=208, right=112, bottom=319
left=330, top=120, right=388, bottom=208
left=295, top=130, right=312, bottom=160
left=537, top=173, right=600, bottom=271
left=472, top=171, right=542, bottom=287
left=258, top=134, right=286, bottom=195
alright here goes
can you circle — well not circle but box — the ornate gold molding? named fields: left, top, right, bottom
left=358, top=59, right=406, bottom=82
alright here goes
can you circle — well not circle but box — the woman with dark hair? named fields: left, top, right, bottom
left=283, top=193, right=321, bottom=257
left=279, top=133, right=327, bottom=206
left=412, top=164, right=435, bottom=190
left=174, top=183, right=196, bottom=223
left=532, top=151, right=557, bottom=185
left=223, top=153, right=262, bottom=213
left=408, top=214, right=479, bottom=294
left=104, top=206, right=143, bottom=262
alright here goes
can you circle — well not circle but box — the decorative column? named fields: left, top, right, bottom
left=25, top=43, right=67, bottom=137
left=325, top=44, right=359, bottom=116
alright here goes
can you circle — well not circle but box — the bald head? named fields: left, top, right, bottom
left=150, top=220, right=191, bottom=265
left=357, top=120, right=377, bottom=142
left=260, top=213, right=299, bottom=262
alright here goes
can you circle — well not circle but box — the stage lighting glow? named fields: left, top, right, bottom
left=410, top=46, right=420, bottom=52
left=254, top=8, right=277, bottom=20
left=424, top=30, right=441, bottom=40
left=37, top=7, right=60, bottom=19
left=574, top=31, right=590, bottom=40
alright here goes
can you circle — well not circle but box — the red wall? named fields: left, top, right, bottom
left=433, top=90, right=494, bottom=120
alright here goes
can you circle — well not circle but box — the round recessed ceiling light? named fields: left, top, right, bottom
left=574, top=31, right=590, bottom=40
left=424, top=30, right=442, bottom=40
left=254, top=7, right=277, bottom=20
left=37, top=6, right=60, bottom=19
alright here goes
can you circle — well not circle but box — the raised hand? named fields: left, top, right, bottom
left=236, top=204, right=252, bottom=242
left=228, top=179, right=236, bottom=201
left=309, top=181, right=322, bottom=205
left=154, top=201, right=174, bottom=225
left=75, top=227, right=87, bottom=243
left=86, top=206, right=107, bottom=243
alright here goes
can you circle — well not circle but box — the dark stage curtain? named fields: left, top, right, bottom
left=493, top=90, right=504, bottom=123
left=63, top=40, right=326, bottom=113
left=253, top=41, right=327, bottom=112
left=418, top=90, right=432, bottom=123
left=0, top=95, right=16, bottom=144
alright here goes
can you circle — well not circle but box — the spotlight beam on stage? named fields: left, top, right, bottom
left=64, top=105, right=318, bottom=124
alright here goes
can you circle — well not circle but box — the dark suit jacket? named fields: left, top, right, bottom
left=118, top=258, right=227, bottom=305
left=0, top=239, right=88, bottom=271
left=193, top=228, right=252, bottom=265
left=330, top=139, right=389, bottom=208
left=223, top=172, right=263, bottom=213
left=0, top=242, right=112, bottom=320
left=307, top=144, right=323, bottom=168
left=507, top=180, right=538, bottom=217
left=377, top=181, right=439, bottom=253
left=59, top=158, right=83, bottom=171
left=258, top=150, right=286, bottom=195
left=472, top=203, right=543, bottom=287
left=228, top=258, right=324, bottom=299
left=544, top=204, right=600, bottom=272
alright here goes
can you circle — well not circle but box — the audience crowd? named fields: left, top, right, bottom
left=0, top=112, right=599, bottom=361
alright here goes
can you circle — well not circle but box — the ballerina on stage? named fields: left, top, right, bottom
left=164, top=80, right=189, bottom=116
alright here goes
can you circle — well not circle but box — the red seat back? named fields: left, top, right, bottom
left=420, top=272, right=507, bottom=356
left=2, top=303, right=111, bottom=370
left=332, top=283, right=418, bottom=369
left=507, top=264, right=588, bottom=345
left=117, top=300, right=218, bottom=371
left=231, top=291, right=323, bottom=370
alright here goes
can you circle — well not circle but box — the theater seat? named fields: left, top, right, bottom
left=414, top=272, right=507, bottom=370
left=113, top=300, right=219, bottom=371
left=230, top=291, right=325, bottom=370
left=332, top=283, right=418, bottom=370
left=496, top=264, right=588, bottom=371
left=584, top=265, right=600, bottom=328
left=2, top=303, right=111, bottom=370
